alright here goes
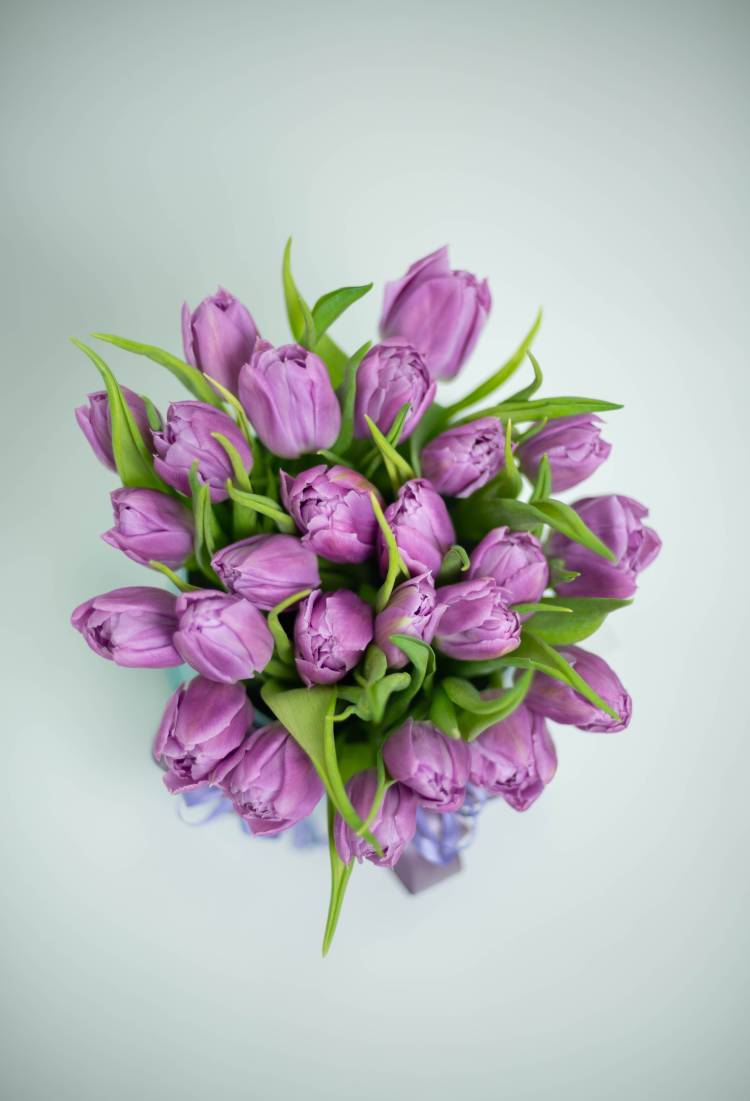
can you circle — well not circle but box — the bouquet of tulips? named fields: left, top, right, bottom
left=71, top=242, right=661, bottom=952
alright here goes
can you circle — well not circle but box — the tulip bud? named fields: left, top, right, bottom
left=469, top=704, right=557, bottom=811
left=334, top=769, right=418, bottom=867
left=211, top=533, right=320, bottom=610
left=469, top=526, right=549, bottom=608
left=182, top=287, right=258, bottom=395
left=102, top=487, right=194, bottom=569
left=353, top=339, right=436, bottom=440
left=239, top=340, right=341, bottom=459
left=71, top=586, right=180, bottom=668
left=380, top=246, right=491, bottom=380
left=212, top=723, right=324, bottom=835
left=420, top=417, right=505, bottom=498
left=378, top=478, right=455, bottom=576
left=383, top=720, right=470, bottom=812
left=525, top=645, right=631, bottom=732
left=548, top=495, right=662, bottom=599
left=374, top=573, right=445, bottom=669
left=75, top=387, right=154, bottom=471
left=174, top=590, right=273, bottom=684
left=435, top=577, right=521, bottom=661
left=153, top=675, right=252, bottom=793
left=280, top=465, right=380, bottom=564
left=294, top=589, right=373, bottom=686
left=518, top=415, right=611, bottom=493
left=153, top=400, right=252, bottom=502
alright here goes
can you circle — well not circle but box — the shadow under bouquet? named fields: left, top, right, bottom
left=71, top=242, right=661, bottom=953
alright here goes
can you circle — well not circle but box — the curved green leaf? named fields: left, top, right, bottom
left=444, top=309, right=542, bottom=419
left=455, top=496, right=616, bottom=562
left=91, top=333, right=222, bottom=406
left=322, top=797, right=354, bottom=957
left=267, top=588, right=312, bottom=664
left=525, top=597, right=632, bottom=645
left=225, top=484, right=296, bottom=533
left=460, top=395, right=622, bottom=425
left=333, top=341, right=372, bottom=453
left=147, top=561, right=199, bottom=592
left=312, top=283, right=373, bottom=339
left=371, top=493, right=409, bottom=611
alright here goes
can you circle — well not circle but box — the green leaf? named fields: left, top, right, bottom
left=140, top=393, right=163, bottom=431
left=512, top=601, right=571, bottom=616
left=408, top=402, right=448, bottom=476
left=225, top=483, right=296, bottom=533
left=202, top=374, right=255, bottom=448
left=385, top=403, right=411, bottom=446
left=383, top=635, right=436, bottom=727
left=454, top=496, right=616, bottom=562
left=333, top=341, right=372, bottom=453
left=312, top=283, right=373, bottom=340
left=147, top=561, right=200, bottom=592
left=505, top=350, right=544, bottom=403
left=529, top=453, right=552, bottom=502
left=282, top=238, right=349, bottom=386
left=459, top=395, right=623, bottom=425
left=456, top=671, right=534, bottom=740
left=370, top=493, right=409, bottom=611
left=365, top=414, right=415, bottom=491
left=524, top=597, right=632, bottom=645
left=267, top=588, right=312, bottom=664
left=188, top=463, right=221, bottom=582
left=322, top=798, right=354, bottom=957
left=437, top=544, right=471, bottom=583
left=428, top=682, right=462, bottom=738
left=91, top=333, right=222, bottom=406
left=548, top=557, right=580, bottom=586
left=444, top=309, right=542, bottom=419
left=488, top=418, right=522, bottom=498
left=211, top=432, right=252, bottom=491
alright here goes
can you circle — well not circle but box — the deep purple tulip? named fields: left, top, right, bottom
left=518, top=415, right=612, bottom=493
left=182, top=287, right=258, bottom=395
left=469, top=526, right=549, bottom=608
left=294, top=589, right=373, bottom=686
left=525, top=645, right=632, bottom=732
left=71, top=586, right=180, bottom=668
left=469, top=704, right=557, bottom=811
left=383, top=720, right=470, bottom=812
left=353, top=339, right=436, bottom=440
left=549, top=495, right=662, bottom=598
left=435, top=577, right=521, bottom=661
left=374, top=573, right=446, bottom=669
left=334, top=769, right=418, bottom=867
left=211, top=533, right=320, bottom=610
left=75, top=387, right=154, bottom=471
left=102, top=487, right=194, bottom=569
left=281, top=465, right=380, bottom=564
left=212, top=723, right=323, bottom=836
left=174, top=590, right=273, bottom=684
left=380, top=246, right=491, bottom=380
left=378, top=478, right=455, bottom=577
left=239, top=340, right=341, bottom=459
left=420, top=417, right=505, bottom=498
left=153, top=675, right=252, bottom=793
left=153, top=400, right=252, bottom=502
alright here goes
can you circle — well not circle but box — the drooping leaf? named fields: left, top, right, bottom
left=457, top=670, right=534, bottom=741
left=312, top=283, right=373, bottom=340
left=267, top=588, right=313, bottom=665
left=454, top=495, right=616, bottom=562
left=437, top=544, right=471, bottom=583
left=383, top=635, right=436, bottom=727
left=147, top=560, right=200, bottom=593
left=332, top=341, right=372, bottom=453
left=225, top=483, right=296, bottom=533
left=211, top=432, right=252, bottom=491
left=444, top=309, right=542, bottom=419
left=91, top=333, right=222, bottom=406
left=322, top=797, right=354, bottom=957
left=524, top=597, right=632, bottom=645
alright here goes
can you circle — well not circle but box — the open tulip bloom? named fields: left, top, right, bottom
left=70, top=241, right=661, bottom=954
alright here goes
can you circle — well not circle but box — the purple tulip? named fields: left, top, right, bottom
left=525, top=645, right=631, bottom=732
left=281, top=464, right=380, bottom=564
left=211, top=533, right=320, bottom=610
left=383, top=720, right=470, bottom=812
left=294, top=589, right=373, bottom=686
left=380, top=246, right=491, bottom=380
left=334, top=769, right=418, bottom=867
left=378, top=478, right=455, bottom=577
left=518, top=415, right=612, bottom=492
left=212, top=723, right=324, bottom=836
left=239, top=340, right=341, bottom=459
left=182, top=287, right=258, bottom=395
left=469, top=526, right=549, bottom=608
left=548, top=495, right=662, bottom=598
left=353, top=339, right=436, bottom=440
left=174, top=590, right=273, bottom=684
left=435, top=577, right=521, bottom=661
left=469, top=704, right=557, bottom=811
left=420, top=417, right=505, bottom=498
left=374, top=573, right=446, bottom=669
left=71, top=586, right=180, bottom=668
left=153, top=400, right=252, bottom=502
left=153, top=675, right=252, bottom=793
left=102, top=487, right=194, bottom=569
left=75, top=387, right=154, bottom=471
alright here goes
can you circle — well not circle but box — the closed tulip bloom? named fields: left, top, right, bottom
left=212, top=723, right=324, bottom=836
left=71, top=586, right=180, bottom=668
left=75, top=387, right=154, bottom=471
left=469, top=704, right=557, bottom=811
left=294, top=589, right=373, bottom=686
left=281, top=465, right=380, bottom=564
left=374, top=573, right=446, bottom=669
left=380, top=246, right=491, bottom=380
left=435, top=577, right=521, bottom=661
left=239, top=340, right=341, bottom=459
left=518, top=415, right=612, bottom=493
left=174, top=590, right=273, bottom=684
left=182, top=286, right=258, bottom=395
left=102, top=487, right=194, bottom=569
left=153, top=675, right=252, bottom=793
left=153, top=400, right=252, bottom=502
left=383, top=720, right=470, bottom=812
left=378, top=478, right=455, bottom=576
left=334, top=769, right=418, bottom=867
left=525, top=645, right=631, bottom=732
left=353, top=339, right=436, bottom=440
left=469, top=526, right=549, bottom=608
left=211, top=533, right=320, bottom=610
left=549, top=495, right=662, bottom=598
left=420, top=417, right=505, bottom=498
